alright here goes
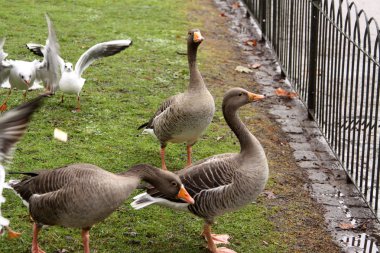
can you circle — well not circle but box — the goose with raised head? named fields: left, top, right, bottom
left=132, top=88, right=268, bottom=253
left=9, top=163, right=194, bottom=253
left=138, top=29, right=215, bottom=170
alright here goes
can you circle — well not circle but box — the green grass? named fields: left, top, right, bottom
left=0, top=1, right=284, bottom=252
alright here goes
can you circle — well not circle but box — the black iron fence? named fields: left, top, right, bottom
left=243, top=0, right=380, bottom=218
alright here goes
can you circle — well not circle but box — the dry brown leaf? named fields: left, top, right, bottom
left=220, top=13, right=227, bottom=17
left=244, top=39, right=257, bottom=47
left=249, top=63, right=262, bottom=69
left=275, top=88, right=298, bottom=99
left=263, top=191, right=277, bottom=199
left=232, top=2, right=241, bottom=9
left=338, top=223, right=355, bottom=230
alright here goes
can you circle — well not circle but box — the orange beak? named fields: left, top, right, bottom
left=177, top=185, right=195, bottom=204
left=193, top=31, right=204, bottom=43
left=248, top=92, right=265, bottom=102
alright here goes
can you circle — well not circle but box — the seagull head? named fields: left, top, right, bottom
left=18, top=72, right=33, bottom=87
left=63, top=62, right=73, bottom=72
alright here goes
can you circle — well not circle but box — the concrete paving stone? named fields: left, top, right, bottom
left=287, top=134, right=308, bottom=143
left=293, top=150, right=319, bottom=161
left=281, top=125, right=304, bottom=134
left=304, top=127, right=324, bottom=137
left=311, top=183, right=337, bottom=195
left=316, top=151, right=338, bottom=161
left=275, top=118, right=301, bottom=127
left=349, top=207, right=376, bottom=219
left=307, top=169, right=331, bottom=183
left=289, top=142, right=312, bottom=151
left=297, top=161, right=321, bottom=169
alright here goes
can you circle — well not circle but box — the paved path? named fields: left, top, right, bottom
left=215, top=0, right=380, bottom=252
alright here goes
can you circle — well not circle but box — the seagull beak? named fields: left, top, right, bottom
left=177, top=185, right=194, bottom=204
left=193, top=31, right=204, bottom=43
left=248, top=92, right=265, bottom=102
left=24, top=80, right=31, bottom=87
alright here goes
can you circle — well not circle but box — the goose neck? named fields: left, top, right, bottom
left=223, top=105, right=259, bottom=155
left=187, top=44, right=205, bottom=92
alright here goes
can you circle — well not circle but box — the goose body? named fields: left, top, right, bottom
left=139, top=29, right=215, bottom=169
left=132, top=88, right=268, bottom=253
left=9, top=163, right=194, bottom=253
left=27, top=39, right=132, bottom=111
left=0, top=14, right=60, bottom=112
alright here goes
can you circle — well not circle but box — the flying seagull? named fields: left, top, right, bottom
left=0, top=14, right=60, bottom=112
left=27, top=39, right=132, bottom=112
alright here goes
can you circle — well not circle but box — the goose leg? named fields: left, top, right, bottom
left=160, top=146, right=167, bottom=170
left=31, top=223, right=45, bottom=253
left=186, top=145, right=192, bottom=167
left=81, top=227, right=91, bottom=253
left=0, top=89, right=11, bottom=111
left=202, top=223, right=236, bottom=253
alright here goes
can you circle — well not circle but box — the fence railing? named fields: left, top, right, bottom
left=243, top=0, right=380, bottom=218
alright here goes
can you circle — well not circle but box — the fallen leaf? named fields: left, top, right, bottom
left=235, top=66, right=253, bottom=73
left=338, top=223, right=355, bottom=230
left=244, top=39, right=257, bottom=47
left=220, top=13, right=227, bottom=17
left=263, top=240, right=269, bottom=246
left=232, top=2, right=241, bottom=9
left=249, top=63, right=262, bottom=69
left=275, top=88, right=297, bottom=99
left=262, top=191, right=277, bottom=199
left=216, top=136, right=223, bottom=141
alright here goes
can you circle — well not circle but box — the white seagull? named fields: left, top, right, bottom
left=27, top=39, right=132, bottom=111
left=0, top=14, right=60, bottom=112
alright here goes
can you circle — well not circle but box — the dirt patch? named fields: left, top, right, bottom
left=187, top=0, right=341, bottom=252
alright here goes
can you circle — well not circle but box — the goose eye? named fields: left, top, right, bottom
left=171, top=181, right=178, bottom=187
left=238, top=93, right=243, bottom=96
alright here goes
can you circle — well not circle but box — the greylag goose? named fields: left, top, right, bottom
left=8, top=163, right=194, bottom=253
left=26, top=39, right=132, bottom=112
left=0, top=95, right=44, bottom=238
left=138, top=29, right=215, bottom=170
left=132, top=87, right=268, bottom=253
left=0, top=14, right=60, bottom=111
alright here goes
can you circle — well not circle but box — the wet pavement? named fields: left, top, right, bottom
left=214, top=0, right=380, bottom=252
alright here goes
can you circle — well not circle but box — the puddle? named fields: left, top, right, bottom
left=341, top=233, right=379, bottom=253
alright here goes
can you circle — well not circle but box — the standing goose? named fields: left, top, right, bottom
left=138, top=29, right=215, bottom=170
left=132, top=88, right=268, bottom=253
left=9, top=163, right=194, bottom=253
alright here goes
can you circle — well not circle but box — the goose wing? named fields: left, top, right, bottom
left=74, top=39, right=132, bottom=77
left=138, top=94, right=179, bottom=130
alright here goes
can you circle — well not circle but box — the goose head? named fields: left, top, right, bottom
left=188, top=29, right=204, bottom=46
left=127, top=164, right=194, bottom=204
left=223, top=87, right=265, bottom=111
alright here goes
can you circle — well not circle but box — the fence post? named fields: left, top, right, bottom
left=308, top=0, right=320, bottom=119
left=260, top=0, right=266, bottom=41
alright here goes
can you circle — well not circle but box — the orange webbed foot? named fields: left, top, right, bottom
left=6, top=226, right=22, bottom=239
left=0, top=103, right=7, bottom=112
left=214, top=247, right=237, bottom=253
left=210, top=234, right=230, bottom=244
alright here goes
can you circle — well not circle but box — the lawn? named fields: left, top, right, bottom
left=0, top=0, right=284, bottom=252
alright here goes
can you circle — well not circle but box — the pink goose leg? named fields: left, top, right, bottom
left=31, top=223, right=45, bottom=253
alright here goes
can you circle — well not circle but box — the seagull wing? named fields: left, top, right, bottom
left=25, top=43, right=44, bottom=57
left=74, top=39, right=132, bottom=77
left=35, top=14, right=61, bottom=93
left=0, top=38, right=11, bottom=85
